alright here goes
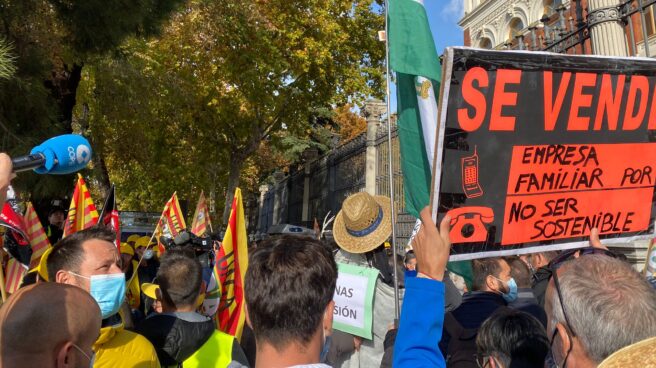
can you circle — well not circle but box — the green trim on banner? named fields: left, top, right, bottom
left=332, top=263, right=379, bottom=340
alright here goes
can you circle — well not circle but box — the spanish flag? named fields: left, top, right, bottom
left=63, top=174, right=99, bottom=237
left=191, top=191, right=212, bottom=236
left=154, top=192, right=186, bottom=254
left=24, top=202, right=51, bottom=269
left=5, top=258, right=27, bottom=294
left=214, top=188, right=248, bottom=339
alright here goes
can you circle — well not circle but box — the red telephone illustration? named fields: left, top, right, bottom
left=462, top=146, right=483, bottom=198
left=446, top=206, right=494, bottom=243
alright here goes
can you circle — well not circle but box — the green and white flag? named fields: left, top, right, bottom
left=389, top=1, right=473, bottom=282
left=389, top=0, right=442, bottom=218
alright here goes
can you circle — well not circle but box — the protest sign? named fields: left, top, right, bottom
left=432, top=47, right=656, bottom=260
left=332, top=262, right=378, bottom=339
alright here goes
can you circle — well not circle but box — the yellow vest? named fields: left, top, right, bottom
left=167, top=330, right=234, bottom=368
left=126, top=260, right=141, bottom=310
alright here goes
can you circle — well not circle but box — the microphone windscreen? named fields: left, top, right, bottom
left=30, top=134, right=92, bottom=174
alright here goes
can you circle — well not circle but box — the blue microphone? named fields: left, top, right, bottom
left=12, top=134, right=92, bottom=174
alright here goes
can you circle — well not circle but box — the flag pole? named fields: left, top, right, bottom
left=0, top=262, right=7, bottom=303
left=385, top=0, right=401, bottom=324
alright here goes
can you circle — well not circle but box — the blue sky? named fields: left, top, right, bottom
left=388, top=0, right=464, bottom=112
left=425, top=0, right=464, bottom=53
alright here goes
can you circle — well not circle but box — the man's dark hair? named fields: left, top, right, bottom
left=471, top=257, right=505, bottom=291
left=47, top=227, right=116, bottom=281
left=508, top=257, right=532, bottom=288
left=48, top=207, right=66, bottom=217
left=476, top=309, right=549, bottom=368
left=404, top=250, right=416, bottom=264
left=156, top=252, right=202, bottom=308
left=245, top=235, right=337, bottom=349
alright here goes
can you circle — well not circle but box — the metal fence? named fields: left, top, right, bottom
left=375, top=123, right=415, bottom=249
left=257, top=132, right=368, bottom=234
left=255, top=124, right=417, bottom=250
left=287, top=168, right=305, bottom=225
left=621, top=0, right=656, bottom=56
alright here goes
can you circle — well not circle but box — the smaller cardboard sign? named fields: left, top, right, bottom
left=332, top=263, right=379, bottom=339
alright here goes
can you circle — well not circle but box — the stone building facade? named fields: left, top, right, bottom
left=461, top=0, right=656, bottom=58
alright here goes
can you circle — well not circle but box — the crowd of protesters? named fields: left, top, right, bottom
left=0, top=154, right=655, bottom=368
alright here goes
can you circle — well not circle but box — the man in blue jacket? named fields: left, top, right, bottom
left=393, top=207, right=451, bottom=367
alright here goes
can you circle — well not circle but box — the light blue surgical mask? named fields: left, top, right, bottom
left=70, top=271, right=126, bottom=319
left=493, top=276, right=518, bottom=303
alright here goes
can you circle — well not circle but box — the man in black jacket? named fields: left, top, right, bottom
left=439, top=257, right=514, bottom=364
left=507, top=257, right=547, bottom=327
left=138, top=251, right=249, bottom=367
left=526, top=251, right=558, bottom=307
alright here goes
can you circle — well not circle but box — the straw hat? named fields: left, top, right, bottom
left=333, top=192, right=392, bottom=254
left=598, top=336, right=656, bottom=368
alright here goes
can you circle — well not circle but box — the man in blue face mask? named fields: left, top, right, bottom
left=47, top=227, right=161, bottom=368
left=439, top=257, right=516, bottom=366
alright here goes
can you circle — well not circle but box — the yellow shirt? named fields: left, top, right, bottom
left=93, top=320, right=160, bottom=368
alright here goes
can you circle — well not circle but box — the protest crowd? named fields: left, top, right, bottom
left=2, top=2, right=656, bottom=368
left=0, top=146, right=653, bottom=368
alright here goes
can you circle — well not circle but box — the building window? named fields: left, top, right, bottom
left=646, top=6, right=656, bottom=37
left=509, top=17, right=525, bottom=39
left=544, top=0, right=563, bottom=16
left=479, top=37, right=493, bottom=49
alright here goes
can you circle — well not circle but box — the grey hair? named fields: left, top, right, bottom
left=547, top=254, right=656, bottom=363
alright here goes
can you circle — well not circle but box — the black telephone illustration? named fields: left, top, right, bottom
left=462, top=146, right=483, bottom=198
left=446, top=206, right=494, bottom=243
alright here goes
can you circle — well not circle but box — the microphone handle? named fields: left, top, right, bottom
left=12, top=153, right=47, bottom=173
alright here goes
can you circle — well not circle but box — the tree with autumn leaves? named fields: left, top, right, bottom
left=74, top=0, right=383, bottom=220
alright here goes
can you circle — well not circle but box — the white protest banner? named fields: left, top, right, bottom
left=332, top=262, right=378, bottom=339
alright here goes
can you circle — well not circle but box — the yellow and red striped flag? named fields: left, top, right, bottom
left=154, top=192, right=186, bottom=254
left=5, top=258, right=27, bottom=294
left=191, top=191, right=212, bottom=236
left=63, top=174, right=99, bottom=237
left=214, top=188, right=248, bottom=339
left=24, top=202, right=51, bottom=269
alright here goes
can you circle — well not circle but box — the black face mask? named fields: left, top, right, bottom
left=549, top=327, right=571, bottom=368
left=366, top=245, right=393, bottom=285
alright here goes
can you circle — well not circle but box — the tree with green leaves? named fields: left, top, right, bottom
left=75, top=0, right=385, bottom=220
left=0, top=0, right=185, bottom=201
left=0, top=39, right=15, bottom=80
